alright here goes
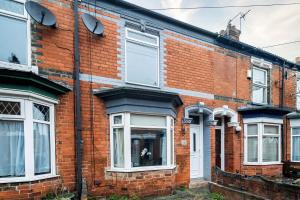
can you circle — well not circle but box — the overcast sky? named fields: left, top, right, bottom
left=125, top=0, right=300, bottom=62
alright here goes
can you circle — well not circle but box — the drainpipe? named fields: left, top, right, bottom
left=280, top=62, right=285, bottom=108
left=73, top=0, right=83, bottom=198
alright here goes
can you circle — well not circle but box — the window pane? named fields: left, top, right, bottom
left=252, top=85, right=266, bottom=103
left=247, top=137, right=258, bottom=162
left=0, top=0, right=24, bottom=15
left=34, top=123, right=51, bottom=175
left=113, top=128, right=124, bottom=168
left=292, top=128, right=300, bottom=136
left=297, top=95, right=300, bottom=110
left=33, top=103, right=50, bottom=122
left=264, top=125, right=279, bottom=135
left=292, top=136, right=300, bottom=161
left=0, top=121, right=24, bottom=177
left=126, top=41, right=158, bottom=86
left=247, top=124, right=258, bottom=135
left=0, top=101, right=21, bottom=115
left=131, top=114, right=166, bottom=127
left=0, top=15, right=27, bottom=65
left=127, top=30, right=158, bottom=45
left=253, top=68, right=266, bottom=85
left=262, top=136, right=279, bottom=162
left=131, top=128, right=167, bottom=167
left=297, top=79, right=300, bottom=93
left=113, top=115, right=122, bottom=125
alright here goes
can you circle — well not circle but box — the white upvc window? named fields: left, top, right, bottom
left=296, top=78, right=300, bottom=110
left=252, top=67, right=268, bottom=104
left=291, top=127, right=300, bottom=162
left=0, top=96, right=56, bottom=183
left=125, top=28, right=160, bottom=87
left=0, top=0, right=31, bottom=70
left=109, top=113, right=175, bottom=172
left=244, top=121, right=281, bottom=165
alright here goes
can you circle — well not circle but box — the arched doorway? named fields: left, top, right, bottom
left=213, top=106, right=239, bottom=171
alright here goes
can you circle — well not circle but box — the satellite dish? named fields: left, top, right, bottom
left=25, top=1, right=56, bottom=27
left=81, top=13, right=104, bottom=36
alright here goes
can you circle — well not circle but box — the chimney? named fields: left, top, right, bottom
left=220, top=23, right=241, bottom=41
left=295, top=57, right=300, bottom=65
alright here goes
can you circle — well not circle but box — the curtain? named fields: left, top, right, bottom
left=292, top=136, right=300, bottom=161
left=34, top=122, right=51, bottom=175
left=0, top=121, right=24, bottom=177
left=262, top=136, right=279, bottom=162
left=247, top=137, right=258, bottom=162
left=161, top=132, right=167, bottom=165
left=113, top=128, right=124, bottom=168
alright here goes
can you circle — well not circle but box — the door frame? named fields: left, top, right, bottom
left=189, top=115, right=204, bottom=179
left=215, top=117, right=225, bottom=170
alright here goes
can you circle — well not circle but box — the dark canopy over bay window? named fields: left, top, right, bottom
left=95, top=87, right=182, bottom=171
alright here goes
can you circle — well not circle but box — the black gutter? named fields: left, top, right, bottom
left=73, top=0, right=83, bottom=198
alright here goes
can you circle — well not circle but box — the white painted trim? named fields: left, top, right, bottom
left=221, top=117, right=225, bottom=170
left=252, top=66, right=268, bottom=104
left=251, top=57, right=272, bottom=69
left=107, top=165, right=176, bottom=173
left=0, top=0, right=33, bottom=73
left=243, top=117, right=283, bottom=124
left=109, top=113, right=174, bottom=171
left=0, top=97, right=56, bottom=183
left=125, top=28, right=160, bottom=88
left=291, top=127, right=300, bottom=162
left=213, top=106, right=238, bottom=125
left=0, top=88, right=58, bottom=104
left=244, top=123, right=281, bottom=165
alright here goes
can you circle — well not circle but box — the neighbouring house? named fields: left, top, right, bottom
left=0, top=0, right=299, bottom=199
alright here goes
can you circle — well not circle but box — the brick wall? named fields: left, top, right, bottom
left=1, top=0, right=299, bottom=198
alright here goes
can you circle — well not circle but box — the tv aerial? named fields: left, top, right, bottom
left=227, top=10, right=251, bottom=31
left=25, top=1, right=56, bottom=27
left=81, top=13, right=104, bottom=36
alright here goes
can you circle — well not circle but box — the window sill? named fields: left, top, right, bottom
left=0, top=174, right=60, bottom=184
left=0, top=61, right=38, bottom=74
left=243, top=162, right=282, bottom=166
left=107, top=165, right=176, bottom=173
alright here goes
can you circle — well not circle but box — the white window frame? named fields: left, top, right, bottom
left=125, top=28, right=160, bottom=88
left=0, top=0, right=33, bottom=72
left=291, top=126, right=300, bottom=162
left=252, top=66, right=268, bottom=104
left=109, top=113, right=175, bottom=172
left=0, top=96, right=56, bottom=183
left=244, top=118, right=281, bottom=165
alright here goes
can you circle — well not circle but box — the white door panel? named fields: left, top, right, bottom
left=190, top=119, right=203, bottom=178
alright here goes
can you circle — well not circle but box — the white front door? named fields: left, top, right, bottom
left=190, top=122, right=203, bottom=178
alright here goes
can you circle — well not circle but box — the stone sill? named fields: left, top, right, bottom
left=106, top=165, right=177, bottom=173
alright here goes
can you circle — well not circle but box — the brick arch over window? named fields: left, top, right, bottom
left=213, top=105, right=239, bottom=127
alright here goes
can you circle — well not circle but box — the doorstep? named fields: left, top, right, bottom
left=189, top=178, right=209, bottom=189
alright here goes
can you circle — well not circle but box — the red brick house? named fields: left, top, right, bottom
left=0, top=0, right=299, bottom=199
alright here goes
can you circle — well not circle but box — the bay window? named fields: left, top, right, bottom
left=245, top=122, right=281, bottom=165
left=0, top=0, right=29, bottom=67
left=125, top=28, right=159, bottom=87
left=252, top=67, right=268, bottom=104
left=292, top=128, right=300, bottom=162
left=110, top=113, right=174, bottom=171
left=0, top=97, right=55, bottom=182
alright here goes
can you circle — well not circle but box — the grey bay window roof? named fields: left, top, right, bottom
left=94, top=86, right=183, bottom=118
left=85, top=0, right=300, bottom=71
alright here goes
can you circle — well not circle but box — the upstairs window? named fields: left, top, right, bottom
left=0, top=0, right=28, bottom=66
left=252, top=67, right=268, bottom=104
left=125, top=28, right=159, bottom=87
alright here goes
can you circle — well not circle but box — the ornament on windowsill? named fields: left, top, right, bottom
left=140, top=148, right=151, bottom=158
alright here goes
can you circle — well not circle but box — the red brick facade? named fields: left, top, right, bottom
left=0, top=0, right=299, bottom=199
